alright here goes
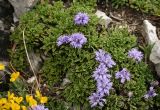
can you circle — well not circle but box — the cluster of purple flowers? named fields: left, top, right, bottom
left=115, top=68, right=131, bottom=84
left=113, top=48, right=143, bottom=83
left=128, top=48, right=143, bottom=62
left=89, top=49, right=116, bottom=108
left=144, top=87, right=157, bottom=99
left=57, top=12, right=89, bottom=48
left=57, top=33, right=87, bottom=48
left=74, top=12, right=89, bottom=25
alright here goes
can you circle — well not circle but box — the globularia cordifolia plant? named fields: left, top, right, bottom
left=10, top=1, right=160, bottom=110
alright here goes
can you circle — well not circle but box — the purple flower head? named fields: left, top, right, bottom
left=128, top=48, right=143, bottom=62
left=95, top=49, right=116, bottom=68
left=115, top=68, right=131, bottom=83
left=31, top=105, right=49, bottom=110
left=74, top=12, right=89, bottom=25
left=69, top=33, right=87, bottom=48
left=57, top=35, right=70, bottom=46
left=88, top=92, right=106, bottom=108
left=144, top=87, right=157, bottom=99
left=97, top=78, right=113, bottom=96
left=92, top=63, right=111, bottom=81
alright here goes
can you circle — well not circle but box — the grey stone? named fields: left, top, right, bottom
left=0, top=20, right=4, bottom=30
left=155, top=64, right=160, bottom=77
left=143, top=20, right=160, bottom=77
left=143, top=20, right=159, bottom=45
left=150, top=40, right=160, bottom=77
left=28, top=51, right=43, bottom=73
left=62, top=78, right=71, bottom=86
left=27, top=76, right=36, bottom=83
left=150, top=40, right=160, bottom=64
left=8, top=0, right=39, bottom=20
left=95, top=10, right=112, bottom=28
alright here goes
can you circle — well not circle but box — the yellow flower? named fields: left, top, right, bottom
left=0, top=63, right=5, bottom=70
left=10, top=102, right=20, bottom=110
left=40, top=96, right=48, bottom=104
left=21, top=106, right=27, bottom=110
left=35, top=90, right=48, bottom=104
left=10, top=72, right=20, bottom=82
left=0, top=98, right=7, bottom=106
left=2, top=102, right=10, bottom=109
left=13, top=97, right=23, bottom=104
left=35, top=90, right=41, bottom=99
left=8, top=91, right=15, bottom=101
left=26, top=95, right=37, bottom=106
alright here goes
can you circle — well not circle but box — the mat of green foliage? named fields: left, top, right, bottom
left=111, top=0, right=160, bottom=16
left=10, top=1, right=160, bottom=110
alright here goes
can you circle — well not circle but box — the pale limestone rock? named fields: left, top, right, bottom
left=143, top=20, right=160, bottom=77
left=95, top=10, right=112, bottom=28
left=155, top=64, right=160, bottom=77
left=28, top=51, right=43, bottom=73
left=27, top=76, right=36, bottom=83
left=150, top=40, right=160, bottom=64
left=8, top=0, right=39, bottom=21
left=150, top=40, right=160, bottom=77
left=143, top=20, right=159, bottom=45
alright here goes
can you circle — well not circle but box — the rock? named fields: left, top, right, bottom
left=150, top=40, right=160, bottom=64
left=8, top=0, right=39, bottom=21
left=155, top=64, right=160, bottom=77
left=0, top=30, right=10, bottom=60
left=62, top=78, right=71, bottom=86
left=143, top=20, right=159, bottom=45
left=0, top=20, right=4, bottom=30
left=144, top=20, right=160, bottom=77
left=150, top=40, right=160, bottom=77
left=95, top=10, right=112, bottom=28
left=27, top=76, right=36, bottom=83
left=0, top=0, right=14, bottom=18
left=28, top=51, right=43, bottom=73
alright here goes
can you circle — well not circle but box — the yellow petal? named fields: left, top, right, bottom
left=2, top=102, right=10, bottom=109
left=21, top=106, right=27, bottom=110
left=26, top=95, right=32, bottom=103
left=40, top=96, right=48, bottom=104
left=26, top=95, right=37, bottom=106
left=13, top=97, right=23, bottom=104
left=0, top=64, right=5, bottom=70
left=8, top=91, right=15, bottom=101
left=35, top=90, right=41, bottom=99
left=10, top=72, right=20, bottom=82
left=0, top=98, right=7, bottom=106
left=29, top=98, right=37, bottom=106
left=10, top=102, right=20, bottom=110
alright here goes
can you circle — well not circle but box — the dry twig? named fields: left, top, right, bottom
left=22, top=29, right=40, bottom=91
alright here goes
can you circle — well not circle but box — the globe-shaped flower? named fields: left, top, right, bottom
left=57, top=35, right=70, bottom=46
left=115, top=68, right=131, bottom=83
left=128, top=48, right=143, bottom=62
left=92, top=63, right=110, bottom=81
left=97, top=78, right=113, bottom=96
left=144, top=87, right=157, bottom=99
left=95, top=49, right=116, bottom=68
left=74, top=12, right=89, bottom=25
left=69, top=33, right=87, bottom=48
left=88, top=92, right=106, bottom=108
